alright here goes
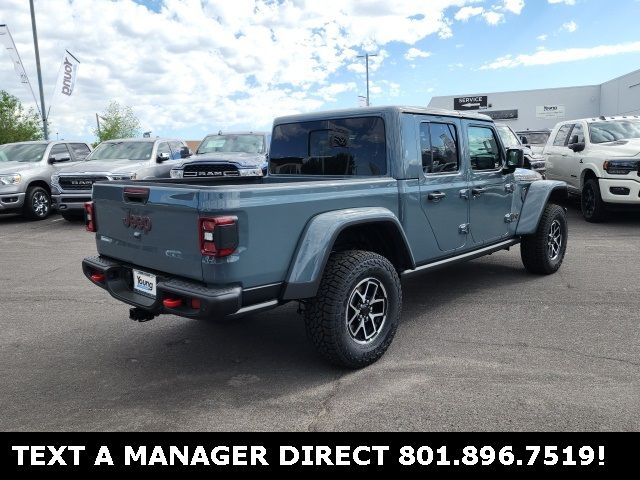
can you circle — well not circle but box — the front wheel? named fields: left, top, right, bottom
left=521, top=203, right=568, bottom=275
left=581, top=179, right=607, bottom=223
left=304, top=250, right=402, bottom=369
left=23, top=186, right=51, bottom=220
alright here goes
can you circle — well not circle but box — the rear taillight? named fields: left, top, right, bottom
left=199, top=216, right=238, bottom=257
left=85, top=201, right=96, bottom=232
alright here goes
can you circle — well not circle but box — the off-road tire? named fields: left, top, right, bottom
left=23, top=186, right=51, bottom=220
left=304, top=250, right=402, bottom=369
left=521, top=203, right=568, bottom=275
left=581, top=178, right=607, bottom=223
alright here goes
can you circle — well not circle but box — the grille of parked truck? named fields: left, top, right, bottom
left=51, top=138, right=191, bottom=221
left=169, top=131, right=271, bottom=179
left=82, top=106, right=568, bottom=368
left=542, top=115, right=640, bottom=222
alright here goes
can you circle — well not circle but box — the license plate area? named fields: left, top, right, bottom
left=132, top=269, right=157, bottom=298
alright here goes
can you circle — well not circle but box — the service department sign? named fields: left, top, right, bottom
left=536, top=105, right=565, bottom=119
left=454, top=96, right=488, bottom=111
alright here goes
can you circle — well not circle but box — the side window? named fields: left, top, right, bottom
left=420, top=122, right=459, bottom=174
left=569, top=123, right=585, bottom=143
left=468, top=126, right=502, bottom=171
left=553, top=124, right=574, bottom=146
left=50, top=143, right=70, bottom=157
left=169, top=141, right=184, bottom=159
left=156, top=142, right=171, bottom=159
left=69, top=143, right=91, bottom=160
left=269, top=116, right=386, bottom=176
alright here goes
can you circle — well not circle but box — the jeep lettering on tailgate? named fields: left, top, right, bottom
left=123, top=211, right=152, bottom=233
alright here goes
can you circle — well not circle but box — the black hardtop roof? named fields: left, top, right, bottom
left=273, top=105, right=493, bottom=125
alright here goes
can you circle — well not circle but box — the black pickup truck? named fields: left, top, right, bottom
left=82, top=106, right=568, bottom=368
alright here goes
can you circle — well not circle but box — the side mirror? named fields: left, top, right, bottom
left=503, top=148, right=524, bottom=174
left=157, top=152, right=171, bottom=162
left=519, top=135, right=529, bottom=145
left=49, top=154, right=71, bottom=164
left=180, top=146, right=192, bottom=159
left=568, top=135, right=586, bottom=152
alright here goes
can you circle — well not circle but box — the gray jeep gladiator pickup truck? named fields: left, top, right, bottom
left=82, top=106, right=568, bottom=368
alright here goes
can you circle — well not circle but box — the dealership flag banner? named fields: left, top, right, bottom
left=0, top=24, right=40, bottom=114
left=53, top=50, right=80, bottom=100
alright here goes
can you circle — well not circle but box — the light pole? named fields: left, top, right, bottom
left=357, top=53, right=378, bottom=107
left=29, top=0, right=48, bottom=140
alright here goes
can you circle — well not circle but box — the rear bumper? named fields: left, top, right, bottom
left=82, top=255, right=243, bottom=319
left=53, top=192, right=92, bottom=211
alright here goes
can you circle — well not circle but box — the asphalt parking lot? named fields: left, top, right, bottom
left=0, top=203, right=638, bottom=432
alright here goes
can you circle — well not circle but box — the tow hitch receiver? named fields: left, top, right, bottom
left=129, top=307, right=157, bottom=322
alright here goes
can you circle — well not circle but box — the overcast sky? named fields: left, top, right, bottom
left=1, top=0, right=639, bottom=142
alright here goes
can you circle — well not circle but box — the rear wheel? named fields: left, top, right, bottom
left=521, top=203, right=568, bottom=275
left=581, top=179, right=607, bottom=223
left=23, top=186, right=51, bottom=220
left=304, top=250, right=402, bottom=369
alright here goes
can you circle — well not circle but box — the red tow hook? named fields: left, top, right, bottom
left=163, top=298, right=183, bottom=309
left=90, top=272, right=106, bottom=283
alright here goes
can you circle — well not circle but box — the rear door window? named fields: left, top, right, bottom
left=269, top=116, right=387, bottom=176
left=419, top=122, right=459, bottom=174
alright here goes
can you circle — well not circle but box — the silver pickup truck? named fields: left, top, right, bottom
left=0, top=140, right=92, bottom=220
left=52, top=137, right=191, bottom=220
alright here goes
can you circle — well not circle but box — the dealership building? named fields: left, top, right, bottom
left=427, top=67, right=640, bottom=132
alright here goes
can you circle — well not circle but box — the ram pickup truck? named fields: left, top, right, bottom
left=543, top=116, right=640, bottom=222
left=82, top=106, right=568, bottom=368
left=170, top=131, right=271, bottom=179
left=52, top=138, right=191, bottom=220
left=0, top=140, right=92, bottom=220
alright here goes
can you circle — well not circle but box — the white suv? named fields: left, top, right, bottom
left=543, top=116, right=640, bottom=222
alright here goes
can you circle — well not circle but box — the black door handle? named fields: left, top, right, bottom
left=428, top=192, right=447, bottom=201
left=472, top=188, right=487, bottom=196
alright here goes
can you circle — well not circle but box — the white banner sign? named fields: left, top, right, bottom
left=536, top=104, right=565, bottom=119
left=55, top=50, right=80, bottom=98
left=0, top=24, right=40, bottom=111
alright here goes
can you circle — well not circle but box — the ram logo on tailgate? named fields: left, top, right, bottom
left=123, top=210, right=152, bottom=233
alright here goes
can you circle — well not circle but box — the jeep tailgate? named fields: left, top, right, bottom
left=92, top=182, right=204, bottom=281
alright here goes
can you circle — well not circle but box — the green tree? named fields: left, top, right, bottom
left=0, top=90, right=43, bottom=144
left=94, top=101, right=141, bottom=143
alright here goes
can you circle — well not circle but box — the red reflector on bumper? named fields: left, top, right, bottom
left=163, top=298, right=183, bottom=309
left=90, top=273, right=106, bottom=283
left=191, top=298, right=201, bottom=310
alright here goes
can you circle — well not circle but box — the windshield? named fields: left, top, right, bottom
left=197, top=134, right=264, bottom=155
left=589, top=120, right=640, bottom=144
left=88, top=141, right=153, bottom=161
left=0, top=143, right=47, bottom=163
left=496, top=126, right=520, bottom=149
left=520, top=132, right=550, bottom=145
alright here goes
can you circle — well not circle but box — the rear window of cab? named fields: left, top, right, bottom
left=269, top=116, right=387, bottom=176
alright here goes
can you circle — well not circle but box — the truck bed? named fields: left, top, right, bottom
left=91, top=175, right=400, bottom=290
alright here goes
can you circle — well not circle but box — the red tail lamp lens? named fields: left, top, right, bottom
left=85, top=201, right=96, bottom=232
left=199, top=216, right=238, bottom=257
